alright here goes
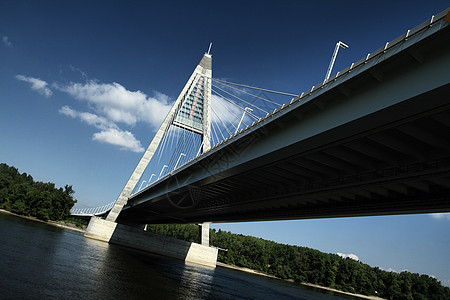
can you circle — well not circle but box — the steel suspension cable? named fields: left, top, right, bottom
left=212, top=95, right=240, bottom=133
left=212, top=78, right=298, bottom=97
left=155, top=124, right=173, bottom=175
left=211, top=115, right=226, bottom=142
left=165, top=126, right=179, bottom=169
left=210, top=120, right=221, bottom=145
left=213, top=119, right=226, bottom=141
left=213, top=79, right=282, bottom=106
left=212, top=84, right=269, bottom=115
left=167, top=128, right=182, bottom=171
left=211, top=90, right=248, bottom=126
left=212, top=89, right=260, bottom=122
left=211, top=106, right=232, bottom=136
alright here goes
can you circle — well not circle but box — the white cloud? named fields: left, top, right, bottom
left=15, top=75, right=53, bottom=97
left=59, top=106, right=144, bottom=153
left=379, top=267, right=398, bottom=273
left=337, top=253, right=360, bottom=261
left=59, top=106, right=78, bottom=118
left=60, top=106, right=117, bottom=131
left=380, top=267, right=410, bottom=274
left=211, top=94, right=253, bottom=129
left=93, top=129, right=144, bottom=153
left=56, top=80, right=173, bottom=152
left=55, top=81, right=171, bottom=128
left=15, top=73, right=168, bottom=152
left=79, top=111, right=117, bottom=131
left=2, top=36, right=11, bottom=47
left=385, top=268, right=397, bottom=273
left=443, top=279, right=450, bottom=288
left=430, top=213, right=450, bottom=220
left=68, top=65, right=88, bottom=81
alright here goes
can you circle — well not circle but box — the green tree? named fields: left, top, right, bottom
left=0, top=163, right=77, bottom=221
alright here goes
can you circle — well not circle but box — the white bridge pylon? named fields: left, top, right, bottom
left=105, top=53, right=213, bottom=222
left=71, top=52, right=294, bottom=218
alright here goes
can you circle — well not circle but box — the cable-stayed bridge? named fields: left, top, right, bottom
left=72, top=9, right=450, bottom=227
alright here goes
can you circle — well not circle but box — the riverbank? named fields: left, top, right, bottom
left=216, top=262, right=385, bottom=300
left=0, top=209, right=86, bottom=233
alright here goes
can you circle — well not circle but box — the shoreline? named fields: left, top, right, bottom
left=216, top=262, right=385, bottom=300
left=0, top=209, right=86, bottom=234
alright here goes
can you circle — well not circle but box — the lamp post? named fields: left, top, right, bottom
left=325, top=41, right=349, bottom=81
left=147, top=173, right=156, bottom=186
left=138, top=180, right=147, bottom=191
left=158, top=165, right=168, bottom=179
left=235, top=107, right=253, bottom=134
left=174, top=153, right=186, bottom=170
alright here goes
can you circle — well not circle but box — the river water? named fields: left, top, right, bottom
left=0, top=213, right=353, bottom=299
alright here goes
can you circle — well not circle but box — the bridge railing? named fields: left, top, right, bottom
left=70, top=201, right=115, bottom=217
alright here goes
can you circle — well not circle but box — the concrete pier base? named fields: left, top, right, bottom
left=85, top=217, right=218, bottom=268
left=85, top=216, right=117, bottom=242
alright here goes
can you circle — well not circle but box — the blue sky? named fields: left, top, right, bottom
left=1, top=0, right=449, bottom=287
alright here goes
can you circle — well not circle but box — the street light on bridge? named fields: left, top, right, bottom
left=147, top=173, right=156, bottom=185
left=235, top=107, right=253, bottom=134
left=325, top=41, right=349, bottom=81
left=158, top=165, right=168, bottom=180
left=174, top=153, right=186, bottom=170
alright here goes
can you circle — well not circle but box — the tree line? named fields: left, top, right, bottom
left=0, top=163, right=76, bottom=221
left=146, top=223, right=450, bottom=299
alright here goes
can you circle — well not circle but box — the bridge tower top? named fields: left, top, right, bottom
left=106, top=52, right=213, bottom=222
left=173, top=53, right=212, bottom=152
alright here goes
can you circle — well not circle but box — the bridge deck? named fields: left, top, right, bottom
left=119, top=11, right=450, bottom=224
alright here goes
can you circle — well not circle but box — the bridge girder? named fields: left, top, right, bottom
left=118, top=12, right=450, bottom=224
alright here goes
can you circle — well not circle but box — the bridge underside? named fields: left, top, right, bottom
left=120, top=85, right=450, bottom=224
left=118, top=18, right=450, bottom=225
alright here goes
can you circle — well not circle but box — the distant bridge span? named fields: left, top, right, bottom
left=118, top=11, right=450, bottom=224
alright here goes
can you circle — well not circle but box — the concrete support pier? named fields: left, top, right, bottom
left=199, top=222, right=210, bottom=246
left=85, top=216, right=117, bottom=242
left=85, top=217, right=218, bottom=268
